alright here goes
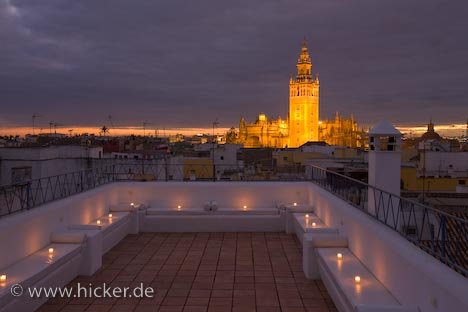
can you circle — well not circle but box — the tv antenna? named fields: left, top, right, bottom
left=108, top=115, right=115, bottom=129
left=32, top=114, right=41, bottom=135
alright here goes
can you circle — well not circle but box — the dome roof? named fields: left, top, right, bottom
left=420, top=121, right=442, bottom=141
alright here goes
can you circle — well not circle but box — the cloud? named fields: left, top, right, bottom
left=0, top=0, right=467, bottom=130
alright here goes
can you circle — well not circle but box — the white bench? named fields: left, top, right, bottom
left=0, top=203, right=136, bottom=311
left=109, top=202, right=147, bottom=212
left=282, top=204, right=314, bottom=234
left=290, top=212, right=349, bottom=279
left=317, top=248, right=418, bottom=312
left=146, top=207, right=280, bottom=216
left=0, top=235, right=86, bottom=312
left=142, top=207, right=284, bottom=232
left=303, top=233, right=348, bottom=279
left=67, top=209, right=138, bottom=275
left=292, top=212, right=338, bottom=245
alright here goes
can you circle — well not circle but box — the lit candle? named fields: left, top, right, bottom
left=354, top=276, right=361, bottom=284
left=293, top=202, right=297, bottom=206
left=311, top=222, right=317, bottom=227
left=97, top=220, right=101, bottom=225
left=337, top=253, right=343, bottom=259
left=108, top=213, right=113, bottom=218
left=305, top=214, right=309, bottom=218
left=243, top=205, right=247, bottom=211
left=177, top=205, right=181, bottom=210
left=0, top=274, right=6, bottom=282
left=130, top=202, right=135, bottom=207
left=48, top=247, right=54, bottom=254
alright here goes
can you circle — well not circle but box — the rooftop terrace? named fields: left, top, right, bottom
left=0, top=165, right=467, bottom=312
left=39, top=232, right=336, bottom=312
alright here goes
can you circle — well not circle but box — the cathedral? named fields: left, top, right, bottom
left=235, top=40, right=363, bottom=148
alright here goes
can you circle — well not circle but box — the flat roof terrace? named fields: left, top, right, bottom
left=39, top=232, right=336, bottom=312
left=1, top=167, right=467, bottom=311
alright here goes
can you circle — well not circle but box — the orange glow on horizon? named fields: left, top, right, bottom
left=0, top=126, right=232, bottom=137
left=0, top=123, right=465, bottom=138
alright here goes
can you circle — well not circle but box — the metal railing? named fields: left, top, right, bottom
left=309, top=165, right=468, bottom=277
left=0, top=162, right=307, bottom=217
left=109, top=161, right=308, bottom=182
left=0, top=167, right=115, bottom=217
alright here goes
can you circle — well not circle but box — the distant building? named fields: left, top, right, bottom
left=238, top=114, right=288, bottom=148
left=236, top=40, right=362, bottom=149
left=400, top=120, right=468, bottom=192
left=0, top=145, right=103, bottom=185
left=319, top=113, right=366, bottom=148
left=289, top=41, right=320, bottom=147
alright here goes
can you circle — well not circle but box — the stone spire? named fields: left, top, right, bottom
left=296, top=39, right=312, bottom=81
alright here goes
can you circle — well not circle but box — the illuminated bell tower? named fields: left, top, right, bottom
left=289, top=40, right=320, bottom=147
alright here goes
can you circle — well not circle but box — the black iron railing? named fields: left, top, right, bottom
left=109, top=161, right=307, bottom=182
left=308, top=165, right=468, bottom=277
left=0, top=167, right=115, bottom=217
left=0, top=162, right=306, bottom=217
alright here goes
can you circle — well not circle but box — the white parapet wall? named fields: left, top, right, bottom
left=0, top=182, right=310, bottom=272
left=0, top=184, right=116, bottom=271
left=111, top=181, right=311, bottom=209
left=310, top=183, right=468, bottom=312
left=0, top=181, right=466, bottom=312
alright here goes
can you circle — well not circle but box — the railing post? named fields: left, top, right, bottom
left=80, top=171, right=84, bottom=192
left=26, top=182, right=32, bottom=209
left=440, top=215, right=446, bottom=258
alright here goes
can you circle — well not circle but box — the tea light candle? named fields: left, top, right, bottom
left=130, top=202, right=135, bottom=206
left=293, top=202, right=297, bottom=206
left=177, top=205, right=181, bottom=210
left=243, top=205, right=247, bottom=211
left=0, top=274, right=6, bottom=283
left=48, top=247, right=54, bottom=254
left=337, top=253, right=343, bottom=259
left=305, top=214, right=309, bottom=218
left=96, top=220, right=101, bottom=225
left=311, top=222, right=317, bottom=227
left=108, top=213, right=113, bottom=218
left=354, top=276, right=361, bottom=284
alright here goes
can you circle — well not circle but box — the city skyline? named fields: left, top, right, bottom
left=1, top=0, right=468, bottom=130
left=0, top=122, right=466, bottom=139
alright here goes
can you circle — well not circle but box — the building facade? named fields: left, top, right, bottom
left=238, top=114, right=288, bottom=148
left=289, top=41, right=320, bottom=147
left=236, top=41, right=362, bottom=149
left=319, top=113, right=365, bottom=148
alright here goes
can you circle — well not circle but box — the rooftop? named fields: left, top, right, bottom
left=0, top=166, right=467, bottom=312
left=39, top=233, right=336, bottom=312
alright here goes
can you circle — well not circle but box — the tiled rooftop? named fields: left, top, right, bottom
left=39, top=232, right=337, bottom=312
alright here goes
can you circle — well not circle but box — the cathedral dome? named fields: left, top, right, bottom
left=420, top=121, right=442, bottom=141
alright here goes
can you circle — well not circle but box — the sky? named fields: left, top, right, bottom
left=1, top=0, right=467, bottom=133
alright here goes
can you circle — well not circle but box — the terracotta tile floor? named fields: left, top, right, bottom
left=40, top=233, right=337, bottom=312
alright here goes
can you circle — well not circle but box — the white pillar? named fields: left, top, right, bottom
left=368, top=120, right=401, bottom=225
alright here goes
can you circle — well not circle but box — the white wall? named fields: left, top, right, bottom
left=112, top=181, right=310, bottom=209
left=422, top=151, right=468, bottom=177
left=0, top=184, right=114, bottom=270
left=311, top=183, right=468, bottom=312
left=0, top=182, right=308, bottom=271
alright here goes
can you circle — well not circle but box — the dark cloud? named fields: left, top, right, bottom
left=1, top=0, right=467, bottom=129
